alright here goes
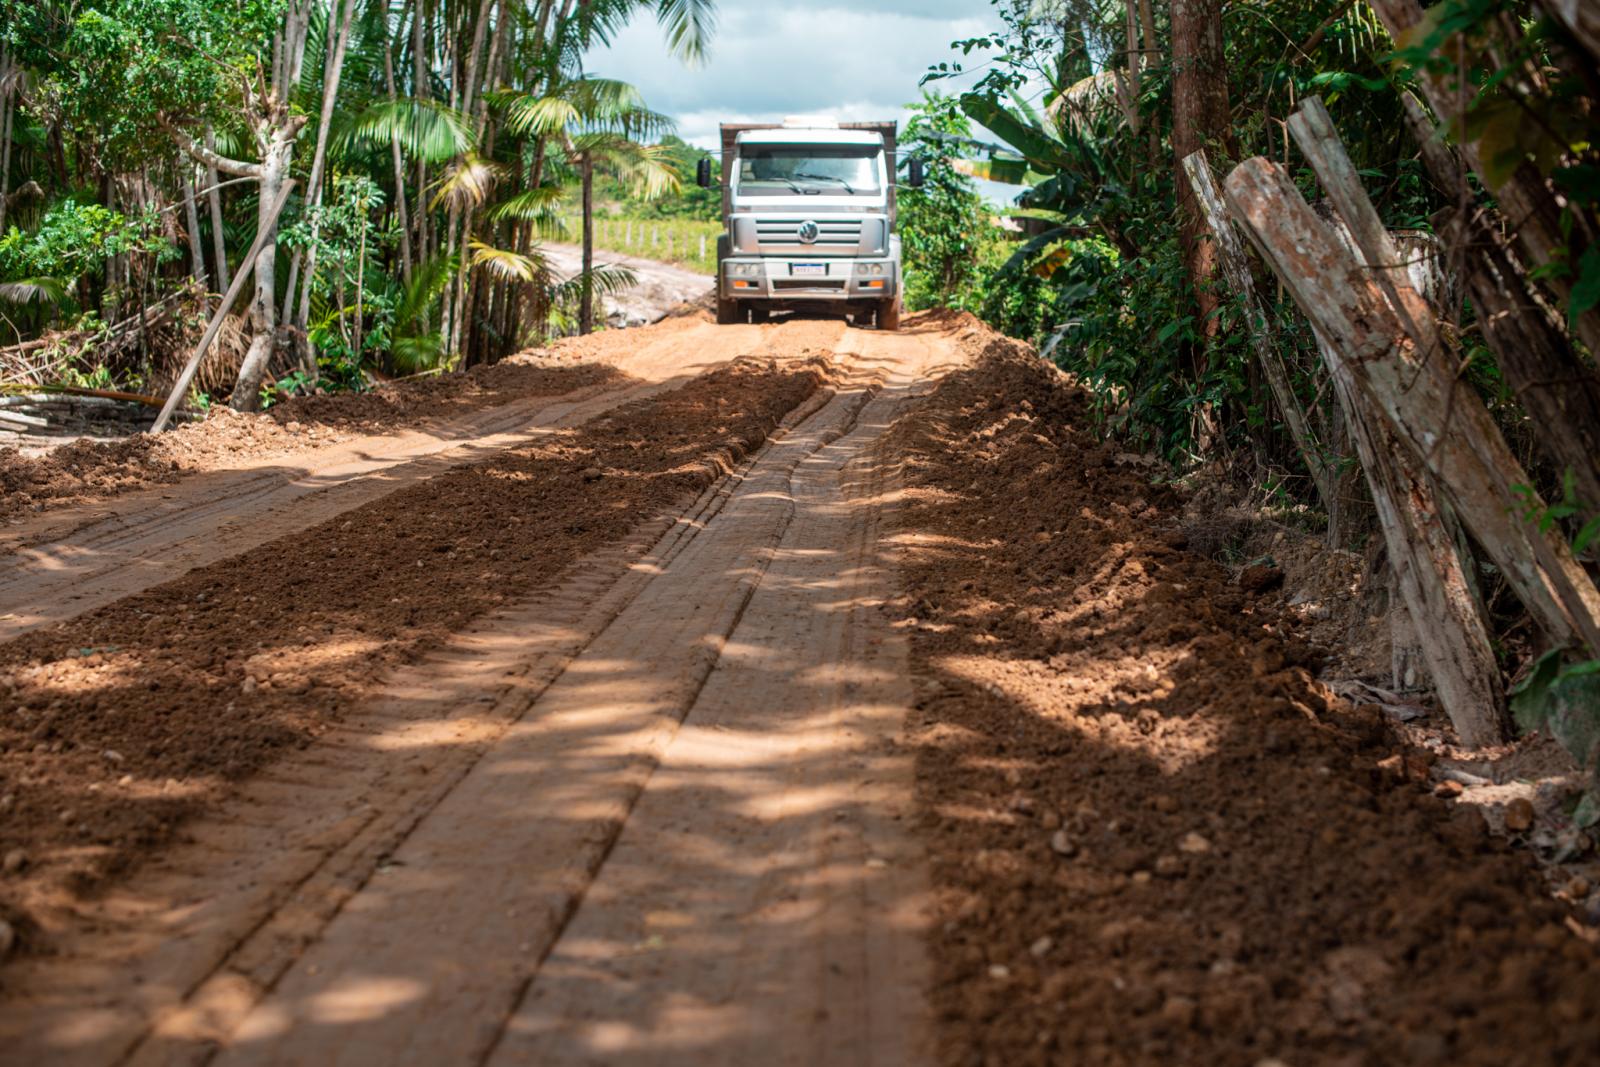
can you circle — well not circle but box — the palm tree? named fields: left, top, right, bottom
left=498, top=76, right=677, bottom=334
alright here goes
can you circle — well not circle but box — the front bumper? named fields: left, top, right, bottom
left=723, top=257, right=897, bottom=302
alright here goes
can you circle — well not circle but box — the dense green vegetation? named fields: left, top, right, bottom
left=0, top=0, right=713, bottom=406
left=912, top=2, right=1598, bottom=501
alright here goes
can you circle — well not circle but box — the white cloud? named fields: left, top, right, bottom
left=585, top=6, right=999, bottom=151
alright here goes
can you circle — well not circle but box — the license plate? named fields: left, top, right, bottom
left=791, top=263, right=826, bottom=276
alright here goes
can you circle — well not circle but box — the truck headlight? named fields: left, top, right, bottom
left=727, top=262, right=763, bottom=277
left=855, top=262, right=886, bottom=277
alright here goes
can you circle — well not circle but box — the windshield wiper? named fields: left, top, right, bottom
left=793, top=172, right=855, bottom=193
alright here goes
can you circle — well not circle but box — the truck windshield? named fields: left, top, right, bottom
left=736, top=145, right=881, bottom=196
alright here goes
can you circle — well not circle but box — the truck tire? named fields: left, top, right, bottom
left=714, top=234, right=739, bottom=325
left=877, top=296, right=902, bottom=332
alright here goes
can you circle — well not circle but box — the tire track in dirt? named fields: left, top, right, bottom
left=486, top=327, right=957, bottom=1067
left=0, top=319, right=961, bottom=1067
left=0, top=318, right=767, bottom=643
left=191, top=327, right=904, bottom=1067
left=0, top=319, right=872, bottom=1065
left=0, top=326, right=839, bottom=968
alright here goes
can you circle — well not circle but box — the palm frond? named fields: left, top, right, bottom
left=0, top=277, right=69, bottom=306
left=488, top=190, right=571, bottom=239
left=391, top=332, right=447, bottom=376
left=398, top=251, right=459, bottom=330
left=470, top=240, right=548, bottom=283
left=606, top=142, right=682, bottom=200
left=550, top=264, right=638, bottom=301
left=430, top=154, right=504, bottom=211
left=654, top=0, right=718, bottom=65
left=495, top=91, right=581, bottom=138
left=336, top=97, right=476, bottom=163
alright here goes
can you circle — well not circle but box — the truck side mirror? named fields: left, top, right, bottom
left=907, top=157, right=925, bottom=189
left=696, top=157, right=713, bottom=189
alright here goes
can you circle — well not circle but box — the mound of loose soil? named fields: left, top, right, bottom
left=0, top=355, right=621, bottom=523
left=890, top=331, right=1600, bottom=1065
left=0, top=357, right=829, bottom=944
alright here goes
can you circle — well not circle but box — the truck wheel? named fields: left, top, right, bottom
left=714, top=234, right=739, bottom=325
left=877, top=296, right=902, bottom=332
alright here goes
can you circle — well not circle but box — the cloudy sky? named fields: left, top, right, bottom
left=584, top=2, right=1004, bottom=151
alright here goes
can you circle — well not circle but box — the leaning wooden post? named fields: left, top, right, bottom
left=1322, top=333, right=1505, bottom=744
left=1287, top=99, right=1442, bottom=364
left=1287, top=97, right=1600, bottom=656
left=1181, top=150, right=1337, bottom=516
left=152, top=181, right=297, bottom=433
left=1222, top=158, right=1600, bottom=662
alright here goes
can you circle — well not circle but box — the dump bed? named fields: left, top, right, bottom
left=718, top=121, right=898, bottom=221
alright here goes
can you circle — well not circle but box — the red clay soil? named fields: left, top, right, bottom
left=0, top=357, right=827, bottom=948
left=0, top=356, right=622, bottom=522
left=890, top=327, right=1600, bottom=1066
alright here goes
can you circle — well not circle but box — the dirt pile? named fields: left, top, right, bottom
left=0, top=357, right=828, bottom=944
left=0, top=355, right=621, bottom=523
left=889, top=330, right=1600, bottom=1065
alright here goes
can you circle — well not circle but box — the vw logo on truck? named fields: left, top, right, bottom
left=698, top=116, right=925, bottom=331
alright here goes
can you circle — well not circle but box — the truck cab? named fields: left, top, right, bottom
left=698, top=118, right=921, bottom=330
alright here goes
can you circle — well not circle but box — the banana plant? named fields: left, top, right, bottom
left=958, top=85, right=1140, bottom=269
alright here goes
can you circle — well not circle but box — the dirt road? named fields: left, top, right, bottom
left=0, top=314, right=953, bottom=1065
left=540, top=242, right=712, bottom=328
left=1, top=310, right=1596, bottom=1066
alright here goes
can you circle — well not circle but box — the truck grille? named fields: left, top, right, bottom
left=773, top=279, right=846, bottom=291
left=756, top=218, right=864, bottom=250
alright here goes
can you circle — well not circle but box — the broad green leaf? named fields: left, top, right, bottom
left=1569, top=246, right=1600, bottom=329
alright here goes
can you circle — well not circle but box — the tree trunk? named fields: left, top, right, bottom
left=290, top=0, right=361, bottom=330
left=580, top=152, right=595, bottom=335
left=413, top=0, right=432, bottom=277
left=234, top=134, right=296, bottom=411
left=180, top=163, right=209, bottom=299
left=1539, top=0, right=1600, bottom=63
left=354, top=224, right=367, bottom=356
left=384, top=35, right=414, bottom=284
left=154, top=179, right=296, bottom=431
left=0, top=45, right=13, bottom=233
left=1368, top=0, right=1600, bottom=357
left=1169, top=0, right=1233, bottom=362
left=1393, top=93, right=1600, bottom=526
left=204, top=129, right=232, bottom=292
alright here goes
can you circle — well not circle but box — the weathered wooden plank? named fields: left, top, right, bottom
left=1222, top=157, right=1600, bottom=661
left=1288, top=98, right=1441, bottom=362
left=1180, top=150, right=1336, bottom=515
left=1289, top=94, right=1600, bottom=663
left=1321, top=331, right=1506, bottom=745
left=1184, top=143, right=1504, bottom=742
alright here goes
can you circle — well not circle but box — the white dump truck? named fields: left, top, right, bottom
left=697, top=117, right=923, bottom=330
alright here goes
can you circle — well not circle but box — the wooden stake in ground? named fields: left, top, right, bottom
left=1180, top=150, right=1335, bottom=516
left=152, top=181, right=297, bottom=433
